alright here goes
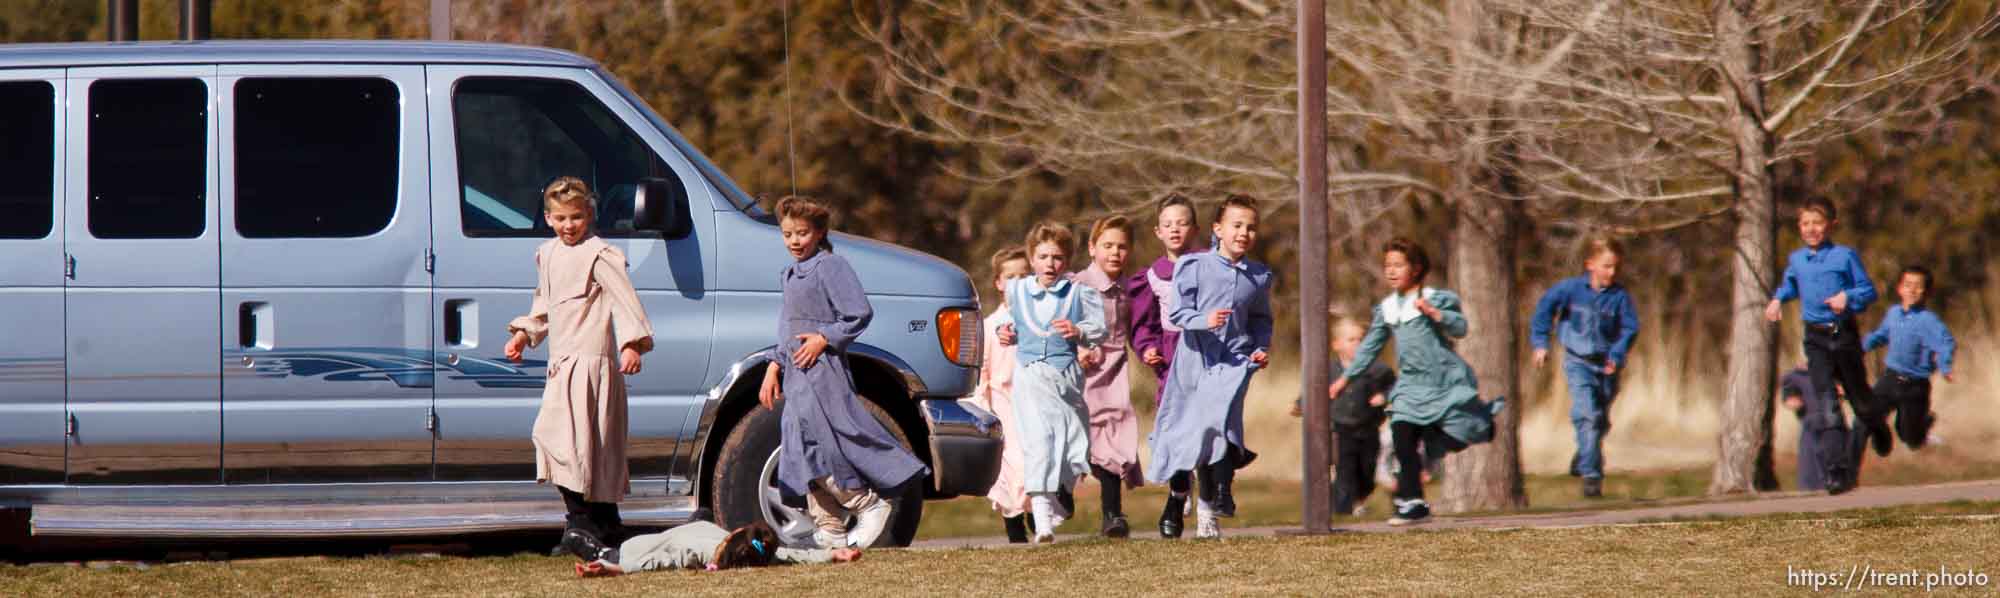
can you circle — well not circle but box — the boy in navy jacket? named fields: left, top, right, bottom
left=1764, top=197, right=1880, bottom=495
left=1863, top=265, right=1956, bottom=455
left=1530, top=238, right=1638, bottom=498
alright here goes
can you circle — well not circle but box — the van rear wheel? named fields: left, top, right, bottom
left=710, top=398, right=924, bottom=547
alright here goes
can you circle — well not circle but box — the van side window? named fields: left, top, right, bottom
left=234, top=77, right=399, bottom=238
left=451, top=77, right=678, bottom=237
left=89, top=79, right=207, bottom=239
left=0, top=81, right=54, bottom=240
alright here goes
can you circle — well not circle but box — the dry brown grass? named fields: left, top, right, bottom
left=9, top=509, right=1998, bottom=597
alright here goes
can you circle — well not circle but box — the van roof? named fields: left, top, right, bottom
left=0, top=40, right=599, bottom=69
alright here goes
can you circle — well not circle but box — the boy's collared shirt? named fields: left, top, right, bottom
left=1529, top=275, right=1640, bottom=367
left=1864, top=303, right=1955, bottom=379
left=1773, top=242, right=1877, bottom=324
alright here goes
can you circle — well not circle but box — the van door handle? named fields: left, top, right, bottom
left=239, top=302, right=273, bottom=350
left=444, top=299, right=477, bottom=349
left=65, top=254, right=75, bottom=280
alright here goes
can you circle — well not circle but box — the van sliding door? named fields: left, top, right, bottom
left=0, top=71, right=65, bottom=485
left=216, top=65, right=435, bottom=484
left=61, top=66, right=222, bottom=485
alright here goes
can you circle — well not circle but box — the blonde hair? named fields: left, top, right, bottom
left=1023, top=221, right=1074, bottom=258
left=1583, top=236, right=1623, bottom=264
left=542, top=176, right=596, bottom=213
left=989, top=244, right=1028, bottom=282
left=1089, top=215, right=1132, bottom=245
left=774, top=195, right=835, bottom=251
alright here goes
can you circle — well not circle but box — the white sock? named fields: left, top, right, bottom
left=1196, top=498, right=1216, bottom=518
left=1031, top=494, right=1056, bottom=534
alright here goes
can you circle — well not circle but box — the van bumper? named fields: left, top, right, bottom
left=920, top=398, right=1003, bottom=499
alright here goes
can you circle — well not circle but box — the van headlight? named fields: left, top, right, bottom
left=936, top=308, right=981, bottom=367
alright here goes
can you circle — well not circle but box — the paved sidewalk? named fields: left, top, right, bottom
left=911, top=479, right=2000, bottom=549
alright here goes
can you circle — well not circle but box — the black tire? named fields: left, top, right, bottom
left=710, top=396, right=925, bottom=547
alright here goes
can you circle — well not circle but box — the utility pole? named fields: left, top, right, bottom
left=107, top=0, right=137, bottom=42
left=179, top=0, right=210, bottom=41
left=1296, top=0, right=1332, bottom=534
left=431, top=0, right=451, bottom=41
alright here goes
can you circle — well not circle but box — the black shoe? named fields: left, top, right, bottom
left=1056, top=488, right=1075, bottom=518
left=1215, top=487, right=1237, bottom=518
left=1102, top=513, right=1130, bottom=539
left=1870, top=421, right=1894, bottom=457
left=1159, top=495, right=1186, bottom=539
left=1581, top=477, right=1603, bottom=498
left=1387, top=498, right=1431, bottom=526
left=1825, top=468, right=1856, bottom=496
left=1003, top=515, right=1030, bottom=544
left=560, top=528, right=617, bottom=563
left=1569, top=454, right=1582, bottom=478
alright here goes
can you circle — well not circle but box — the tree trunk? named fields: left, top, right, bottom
left=1709, top=0, right=1783, bottom=495
left=1440, top=191, right=1527, bottom=512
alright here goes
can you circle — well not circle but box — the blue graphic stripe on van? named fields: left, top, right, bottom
left=0, top=357, right=64, bottom=383
left=223, top=348, right=545, bottom=389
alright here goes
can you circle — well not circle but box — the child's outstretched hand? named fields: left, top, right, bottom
left=793, top=333, right=829, bottom=370
left=1764, top=299, right=1782, bottom=322
left=620, top=347, right=643, bottom=375
left=1207, top=308, right=1233, bottom=329
left=504, top=331, right=528, bottom=363
left=1141, top=347, right=1164, bottom=366
left=1327, top=376, right=1349, bottom=399
left=1052, top=319, right=1079, bottom=340
left=759, top=366, right=782, bottom=410
left=996, top=324, right=1017, bottom=346
left=1080, top=347, right=1102, bottom=369
left=1250, top=350, right=1268, bottom=368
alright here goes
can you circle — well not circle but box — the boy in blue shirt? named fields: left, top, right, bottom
left=1764, top=197, right=1880, bottom=495
left=1862, top=265, right=1956, bottom=456
left=1778, top=364, right=1828, bottom=492
left=1530, top=238, right=1639, bottom=499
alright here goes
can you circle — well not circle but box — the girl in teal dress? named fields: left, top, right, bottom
left=1329, top=238, right=1502, bottom=526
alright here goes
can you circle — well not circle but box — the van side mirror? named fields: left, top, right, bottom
left=633, top=177, right=691, bottom=239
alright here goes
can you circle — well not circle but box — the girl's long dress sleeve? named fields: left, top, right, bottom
left=1165, top=259, right=1207, bottom=331
left=1247, top=278, right=1274, bottom=352
left=816, top=257, right=874, bottom=352
left=592, top=248, right=655, bottom=354
left=1074, top=287, right=1107, bottom=347
left=507, top=251, right=551, bottom=347
left=1432, top=292, right=1469, bottom=338
left=1341, top=308, right=1392, bottom=379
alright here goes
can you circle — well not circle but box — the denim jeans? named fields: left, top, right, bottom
left=1564, top=356, right=1619, bottom=480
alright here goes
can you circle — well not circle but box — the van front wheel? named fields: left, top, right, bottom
left=710, top=400, right=924, bottom=547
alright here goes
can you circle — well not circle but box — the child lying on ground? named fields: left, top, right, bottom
left=571, top=520, right=861, bottom=577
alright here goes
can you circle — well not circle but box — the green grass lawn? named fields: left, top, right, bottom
left=10, top=506, right=1998, bottom=597
left=918, top=455, right=2000, bottom=541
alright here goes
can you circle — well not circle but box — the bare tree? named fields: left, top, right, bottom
left=853, top=0, right=1733, bottom=511
left=1507, top=0, right=1996, bottom=494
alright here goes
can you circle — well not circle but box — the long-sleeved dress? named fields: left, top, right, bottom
left=1126, top=255, right=1184, bottom=403
left=1072, top=265, right=1142, bottom=487
left=1342, top=287, right=1494, bottom=445
left=970, top=309, right=1029, bottom=517
left=1007, top=275, right=1106, bottom=494
left=508, top=236, right=655, bottom=503
left=1145, top=251, right=1273, bottom=483
left=772, top=250, right=928, bottom=501
left=617, top=521, right=834, bottom=573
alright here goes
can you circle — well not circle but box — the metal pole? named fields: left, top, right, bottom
left=430, top=0, right=451, bottom=41
left=1296, top=0, right=1333, bottom=533
left=107, top=0, right=137, bottom=42
left=179, top=0, right=210, bottom=41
